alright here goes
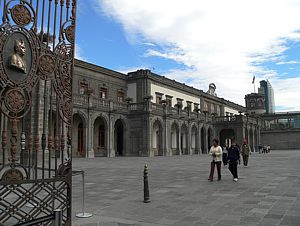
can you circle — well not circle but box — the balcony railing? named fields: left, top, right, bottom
left=214, top=116, right=237, bottom=122
left=128, top=102, right=146, bottom=111
left=72, top=95, right=215, bottom=122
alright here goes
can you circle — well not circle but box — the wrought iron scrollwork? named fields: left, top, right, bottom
left=0, top=0, right=77, bottom=225
left=10, top=4, right=32, bottom=27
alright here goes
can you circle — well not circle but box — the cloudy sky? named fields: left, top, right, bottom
left=76, top=0, right=300, bottom=111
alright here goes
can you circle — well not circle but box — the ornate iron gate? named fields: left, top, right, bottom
left=0, top=0, right=77, bottom=225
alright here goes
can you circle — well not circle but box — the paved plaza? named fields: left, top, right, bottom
left=72, top=151, right=300, bottom=226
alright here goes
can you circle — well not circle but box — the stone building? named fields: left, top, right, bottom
left=72, top=60, right=262, bottom=157
left=245, top=93, right=266, bottom=114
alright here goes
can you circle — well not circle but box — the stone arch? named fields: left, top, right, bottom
left=181, top=123, right=189, bottom=155
left=170, top=121, right=180, bottom=155
left=91, top=112, right=109, bottom=126
left=93, top=115, right=108, bottom=157
left=73, top=110, right=88, bottom=127
left=152, top=119, right=163, bottom=156
left=72, top=112, right=87, bottom=157
left=114, top=118, right=127, bottom=156
left=220, top=129, right=235, bottom=148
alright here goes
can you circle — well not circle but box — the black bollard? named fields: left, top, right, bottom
left=143, top=164, right=150, bottom=203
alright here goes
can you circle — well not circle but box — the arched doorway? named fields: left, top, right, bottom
left=171, top=122, right=179, bottom=155
left=181, top=124, right=188, bottom=155
left=220, top=129, right=235, bottom=148
left=93, top=116, right=107, bottom=157
left=201, top=127, right=205, bottom=153
left=152, top=120, right=163, bottom=156
left=114, top=119, right=125, bottom=156
left=207, top=127, right=213, bottom=151
left=72, top=113, right=86, bottom=157
left=191, top=125, right=198, bottom=154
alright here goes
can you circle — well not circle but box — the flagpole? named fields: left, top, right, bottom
left=252, top=75, right=256, bottom=93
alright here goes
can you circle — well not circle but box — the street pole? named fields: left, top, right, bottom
left=86, top=93, right=89, bottom=159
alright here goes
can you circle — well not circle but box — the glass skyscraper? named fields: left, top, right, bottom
left=258, top=80, right=275, bottom=113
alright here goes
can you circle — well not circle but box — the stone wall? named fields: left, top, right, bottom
left=261, top=130, right=300, bottom=150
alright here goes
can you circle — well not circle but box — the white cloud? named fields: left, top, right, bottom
left=75, top=44, right=87, bottom=61
left=98, top=0, right=300, bottom=111
left=276, top=60, right=300, bottom=65
left=117, top=65, right=151, bottom=74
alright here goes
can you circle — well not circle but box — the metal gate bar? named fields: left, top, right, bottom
left=0, top=0, right=77, bottom=225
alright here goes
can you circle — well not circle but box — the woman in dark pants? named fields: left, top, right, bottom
left=227, top=140, right=240, bottom=181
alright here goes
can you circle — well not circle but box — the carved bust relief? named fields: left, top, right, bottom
left=9, top=39, right=27, bottom=73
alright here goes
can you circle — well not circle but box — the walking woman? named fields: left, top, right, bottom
left=208, top=139, right=223, bottom=181
left=227, top=140, right=240, bottom=181
left=241, top=139, right=250, bottom=167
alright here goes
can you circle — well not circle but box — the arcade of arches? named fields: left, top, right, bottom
left=71, top=113, right=260, bottom=157
left=72, top=113, right=126, bottom=157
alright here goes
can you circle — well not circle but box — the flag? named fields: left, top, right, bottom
left=252, top=75, right=255, bottom=84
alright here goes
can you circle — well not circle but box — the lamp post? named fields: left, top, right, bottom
left=195, top=108, right=201, bottom=154
left=85, top=88, right=93, bottom=158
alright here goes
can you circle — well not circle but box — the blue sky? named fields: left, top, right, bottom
left=76, top=1, right=187, bottom=74
left=76, top=0, right=300, bottom=111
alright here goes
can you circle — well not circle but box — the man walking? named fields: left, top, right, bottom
left=208, top=139, right=223, bottom=181
left=227, top=140, right=240, bottom=182
left=241, top=139, right=251, bottom=167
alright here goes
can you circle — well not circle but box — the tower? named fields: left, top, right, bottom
left=245, top=93, right=266, bottom=114
left=258, top=80, right=275, bottom=114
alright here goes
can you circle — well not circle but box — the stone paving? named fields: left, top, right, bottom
left=72, top=151, right=300, bottom=226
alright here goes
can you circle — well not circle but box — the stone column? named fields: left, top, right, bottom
left=188, top=123, right=192, bottom=155
left=235, top=127, right=244, bottom=146
left=108, top=114, right=115, bottom=157
left=252, top=127, right=255, bottom=152
left=165, top=119, right=171, bottom=156
left=178, top=125, right=182, bottom=155
left=204, top=127, right=208, bottom=154
left=198, top=123, right=202, bottom=154
left=257, top=126, right=261, bottom=148
left=88, top=116, right=94, bottom=158
left=147, top=117, right=153, bottom=157
left=247, top=127, right=250, bottom=145
left=84, top=124, right=88, bottom=158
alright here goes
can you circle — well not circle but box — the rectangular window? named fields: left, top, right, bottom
left=79, top=82, right=88, bottom=95
left=176, top=98, right=183, bottom=109
left=99, top=87, right=107, bottom=99
left=211, top=104, right=215, bottom=114
left=156, top=96, right=162, bottom=104
left=186, top=101, right=192, bottom=111
left=155, top=92, right=163, bottom=105
left=166, top=98, right=172, bottom=107
left=216, top=105, right=221, bottom=116
left=165, top=95, right=173, bottom=107
left=117, top=91, right=125, bottom=102
left=203, top=102, right=208, bottom=112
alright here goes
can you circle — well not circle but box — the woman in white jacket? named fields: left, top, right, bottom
left=208, top=139, right=223, bottom=181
